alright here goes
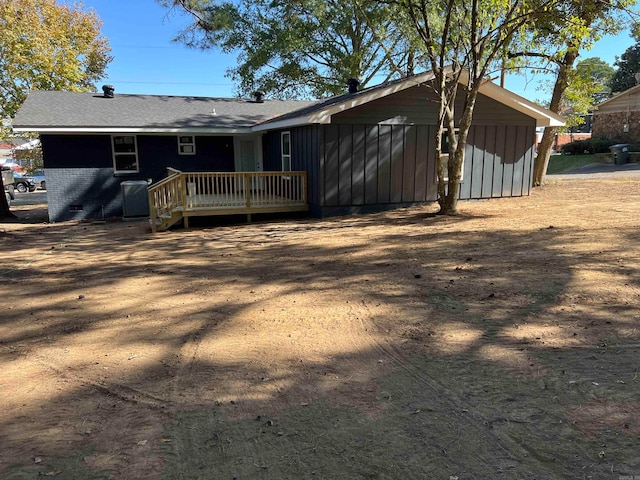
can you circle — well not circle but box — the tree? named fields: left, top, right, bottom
left=574, top=57, right=615, bottom=105
left=160, top=0, right=420, bottom=98
left=516, top=0, right=634, bottom=186
left=538, top=57, right=615, bottom=130
left=0, top=0, right=111, bottom=219
left=609, top=36, right=640, bottom=93
left=396, top=0, right=566, bottom=215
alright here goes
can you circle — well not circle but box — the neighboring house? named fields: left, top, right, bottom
left=13, top=71, right=563, bottom=226
left=593, top=84, right=640, bottom=142
left=0, top=143, right=14, bottom=163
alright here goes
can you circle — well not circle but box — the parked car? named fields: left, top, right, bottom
left=13, top=172, right=36, bottom=193
left=26, top=169, right=46, bottom=190
left=2, top=165, right=15, bottom=201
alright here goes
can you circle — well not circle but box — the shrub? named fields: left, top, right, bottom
left=560, top=137, right=615, bottom=155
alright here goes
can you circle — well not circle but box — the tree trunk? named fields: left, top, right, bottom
left=532, top=126, right=557, bottom=186
left=0, top=175, right=17, bottom=220
left=532, top=48, right=579, bottom=186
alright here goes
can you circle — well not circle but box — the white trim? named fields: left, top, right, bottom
left=281, top=131, right=291, bottom=172
left=251, top=116, right=315, bottom=132
left=177, top=135, right=196, bottom=155
left=13, top=126, right=255, bottom=134
left=111, top=135, right=139, bottom=173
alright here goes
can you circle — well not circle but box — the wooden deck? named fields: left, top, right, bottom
left=148, top=169, right=308, bottom=232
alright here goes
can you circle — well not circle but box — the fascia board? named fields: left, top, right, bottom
left=12, top=126, right=255, bottom=134
left=461, top=71, right=565, bottom=127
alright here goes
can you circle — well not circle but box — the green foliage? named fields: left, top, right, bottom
left=559, top=137, right=615, bottom=154
left=609, top=35, right=640, bottom=93
left=161, top=0, right=421, bottom=98
left=0, top=0, right=112, bottom=137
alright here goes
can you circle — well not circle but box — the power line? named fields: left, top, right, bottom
left=107, top=80, right=233, bottom=86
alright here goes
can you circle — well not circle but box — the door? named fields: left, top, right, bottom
left=235, top=137, right=262, bottom=172
left=234, top=136, right=263, bottom=192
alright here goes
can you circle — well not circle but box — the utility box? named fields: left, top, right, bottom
left=610, top=144, right=630, bottom=165
left=121, top=180, right=149, bottom=217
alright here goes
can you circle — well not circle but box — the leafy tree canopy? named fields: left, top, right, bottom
left=160, top=0, right=422, bottom=98
left=609, top=35, right=640, bottom=93
left=0, top=0, right=112, bottom=135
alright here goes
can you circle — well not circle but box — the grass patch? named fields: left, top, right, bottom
left=546, top=154, right=596, bottom=175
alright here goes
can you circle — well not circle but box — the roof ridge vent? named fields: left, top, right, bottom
left=102, top=85, right=115, bottom=98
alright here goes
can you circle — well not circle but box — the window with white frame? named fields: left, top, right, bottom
left=112, top=135, right=139, bottom=173
left=178, top=135, right=196, bottom=155
left=281, top=131, right=291, bottom=171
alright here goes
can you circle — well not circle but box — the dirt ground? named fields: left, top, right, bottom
left=1, top=178, right=640, bottom=479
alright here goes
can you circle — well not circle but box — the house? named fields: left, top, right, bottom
left=593, top=84, right=640, bottom=142
left=13, top=71, right=563, bottom=229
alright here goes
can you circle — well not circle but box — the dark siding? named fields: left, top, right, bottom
left=317, top=123, right=439, bottom=215
left=390, top=125, right=404, bottom=203
left=403, top=126, right=417, bottom=201
left=352, top=125, right=366, bottom=205
left=332, top=84, right=537, bottom=126
left=425, top=125, right=438, bottom=202
left=262, top=131, right=280, bottom=171
left=377, top=125, right=392, bottom=203
left=324, top=125, right=340, bottom=206
left=339, top=124, right=352, bottom=205
left=456, top=123, right=536, bottom=201
left=482, top=126, right=497, bottom=198
left=414, top=125, right=428, bottom=201
left=42, top=134, right=234, bottom=182
left=41, top=135, right=112, bottom=168
left=502, top=128, right=516, bottom=197
left=41, top=133, right=236, bottom=221
left=364, top=126, right=378, bottom=204
left=492, top=126, right=506, bottom=197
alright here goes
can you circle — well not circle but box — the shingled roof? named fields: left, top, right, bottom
left=13, top=70, right=564, bottom=133
left=13, top=91, right=316, bottom=133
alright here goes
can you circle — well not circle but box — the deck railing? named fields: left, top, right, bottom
left=148, top=169, right=307, bottom=231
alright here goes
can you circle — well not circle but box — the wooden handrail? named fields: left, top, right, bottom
left=148, top=170, right=307, bottom=231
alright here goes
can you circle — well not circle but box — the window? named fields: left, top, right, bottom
left=112, top=135, right=139, bottom=173
left=281, top=131, right=291, bottom=172
left=178, top=135, right=196, bottom=155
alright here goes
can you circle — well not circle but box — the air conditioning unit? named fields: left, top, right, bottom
left=121, top=180, right=149, bottom=217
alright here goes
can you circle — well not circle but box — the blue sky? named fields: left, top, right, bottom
left=84, top=0, right=637, bottom=103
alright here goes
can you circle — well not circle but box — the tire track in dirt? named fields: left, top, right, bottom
left=347, top=299, right=567, bottom=477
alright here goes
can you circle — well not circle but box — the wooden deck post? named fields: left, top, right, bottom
left=148, top=188, right=157, bottom=233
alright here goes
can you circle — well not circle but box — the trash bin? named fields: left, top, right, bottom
left=610, top=144, right=630, bottom=165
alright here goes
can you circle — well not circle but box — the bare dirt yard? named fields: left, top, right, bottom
left=1, top=178, right=640, bottom=479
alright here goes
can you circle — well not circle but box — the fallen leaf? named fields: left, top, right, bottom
left=137, top=440, right=148, bottom=446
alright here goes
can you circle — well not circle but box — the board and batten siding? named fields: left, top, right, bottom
left=264, top=121, right=536, bottom=217
left=331, top=85, right=536, bottom=126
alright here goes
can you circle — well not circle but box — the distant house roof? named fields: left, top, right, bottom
left=13, top=92, right=316, bottom=133
left=13, top=70, right=563, bottom=134
left=594, top=84, right=640, bottom=114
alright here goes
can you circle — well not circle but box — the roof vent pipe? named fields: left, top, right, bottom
left=253, top=91, right=265, bottom=103
left=102, top=85, right=115, bottom=98
left=347, top=78, right=360, bottom=94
